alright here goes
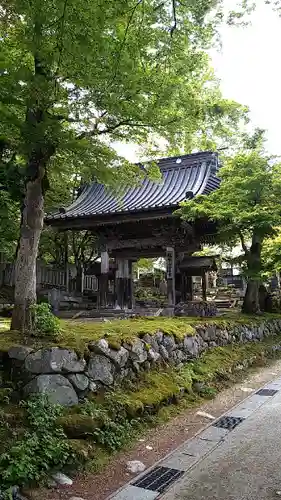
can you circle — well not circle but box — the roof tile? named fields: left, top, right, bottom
left=47, top=151, right=220, bottom=221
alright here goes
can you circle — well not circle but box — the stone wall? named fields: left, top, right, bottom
left=3, top=318, right=281, bottom=406
left=175, top=301, right=217, bottom=317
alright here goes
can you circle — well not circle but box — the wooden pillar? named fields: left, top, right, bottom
left=80, top=265, right=85, bottom=295
left=166, top=247, right=175, bottom=306
left=64, top=231, right=69, bottom=293
left=202, top=273, right=207, bottom=301
left=186, top=275, right=193, bottom=301
left=115, top=259, right=132, bottom=309
left=128, top=260, right=134, bottom=309
left=123, top=259, right=130, bottom=309
left=100, top=250, right=109, bottom=308
left=180, top=272, right=193, bottom=302
left=205, top=272, right=209, bottom=291
left=116, top=259, right=124, bottom=309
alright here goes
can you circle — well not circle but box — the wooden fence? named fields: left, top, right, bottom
left=0, top=263, right=98, bottom=292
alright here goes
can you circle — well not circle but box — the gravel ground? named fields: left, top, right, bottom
left=29, top=360, right=281, bottom=500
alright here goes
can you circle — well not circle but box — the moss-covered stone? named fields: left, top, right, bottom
left=57, top=414, right=102, bottom=438
left=107, top=339, right=122, bottom=350
left=107, top=334, right=281, bottom=419
left=68, top=438, right=96, bottom=460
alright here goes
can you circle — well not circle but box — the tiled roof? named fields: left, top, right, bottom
left=47, top=151, right=219, bottom=221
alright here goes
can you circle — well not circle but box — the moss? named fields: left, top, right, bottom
left=0, top=319, right=11, bottom=331
left=1, top=313, right=281, bottom=355
left=107, top=339, right=122, bottom=350
left=0, top=404, right=25, bottom=423
left=107, top=333, right=281, bottom=419
left=57, top=414, right=102, bottom=438
left=111, top=370, right=191, bottom=415
left=0, top=330, right=31, bottom=352
left=56, top=317, right=197, bottom=354
left=0, top=387, right=12, bottom=403
left=86, top=447, right=112, bottom=473
left=1, top=330, right=281, bottom=482
left=68, top=439, right=96, bottom=461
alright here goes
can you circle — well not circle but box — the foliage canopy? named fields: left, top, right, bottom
left=179, top=134, right=281, bottom=312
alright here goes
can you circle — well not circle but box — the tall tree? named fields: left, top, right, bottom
left=1, top=0, right=244, bottom=331
left=262, top=232, right=281, bottom=283
left=179, top=133, right=281, bottom=314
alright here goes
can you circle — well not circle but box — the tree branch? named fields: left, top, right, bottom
left=109, top=0, right=143, bottom=88
left=46, top=112, right=78, bottom=123
left=170, top=0, right=177, bottom=36
left=77, top=119, right=148, bottom=140
left=54, top=0, right=69, bottom=91
left=239, top=231, right=249, bottom=256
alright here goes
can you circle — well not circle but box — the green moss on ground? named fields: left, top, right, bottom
left=0, top=317, right=196, bottom=354
left=1, top=312, right=281, bottom=355
left=0, top=329, right=28, bottom=352
left=58, top=317, right=196, bottom=353
left=0, top=319, right=11, bottom=330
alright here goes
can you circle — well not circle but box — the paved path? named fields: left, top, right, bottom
left=111, top=376, right=281, bottom=500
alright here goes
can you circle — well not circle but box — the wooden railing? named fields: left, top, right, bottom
left=0, top=263, right=99, bottom=292
left=83, top=275, right=98, bottom=292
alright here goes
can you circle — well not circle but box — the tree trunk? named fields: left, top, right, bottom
left=242, top=231, right=263, bottom=315
left=75, top=261, right=84, bottom=294
left=11, top=176, right=44, bottom=332
left=242, top=278, right=260, bottom=314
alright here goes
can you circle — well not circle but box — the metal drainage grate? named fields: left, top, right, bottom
left=133, top=466, right=184, bottom=494
left=256, top=388, right=279, bottom=397
left=213, top=416, right=244, bottom=431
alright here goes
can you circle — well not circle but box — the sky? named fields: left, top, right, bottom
left=211, top=1, right=281, bottom=156
left=116, top=1, right=281, bottom=161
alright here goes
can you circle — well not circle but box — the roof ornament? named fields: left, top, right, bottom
left=185, top=191, right=194, bottom=199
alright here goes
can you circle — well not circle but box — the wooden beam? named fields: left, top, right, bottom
left=107, top=237, right=174, bottom=251
left=112, top=247, right=166, bottom=259
left=46, top=208, right=175, bottom=230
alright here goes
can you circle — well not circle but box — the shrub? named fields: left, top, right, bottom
left=0, top=395, right=73, bottom=490
left=31, top=303, right=61, bottom=338
left=78, top=400, right=141, bottom=451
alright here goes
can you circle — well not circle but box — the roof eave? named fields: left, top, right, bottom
left=45, top=204, right=180, bottom=229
